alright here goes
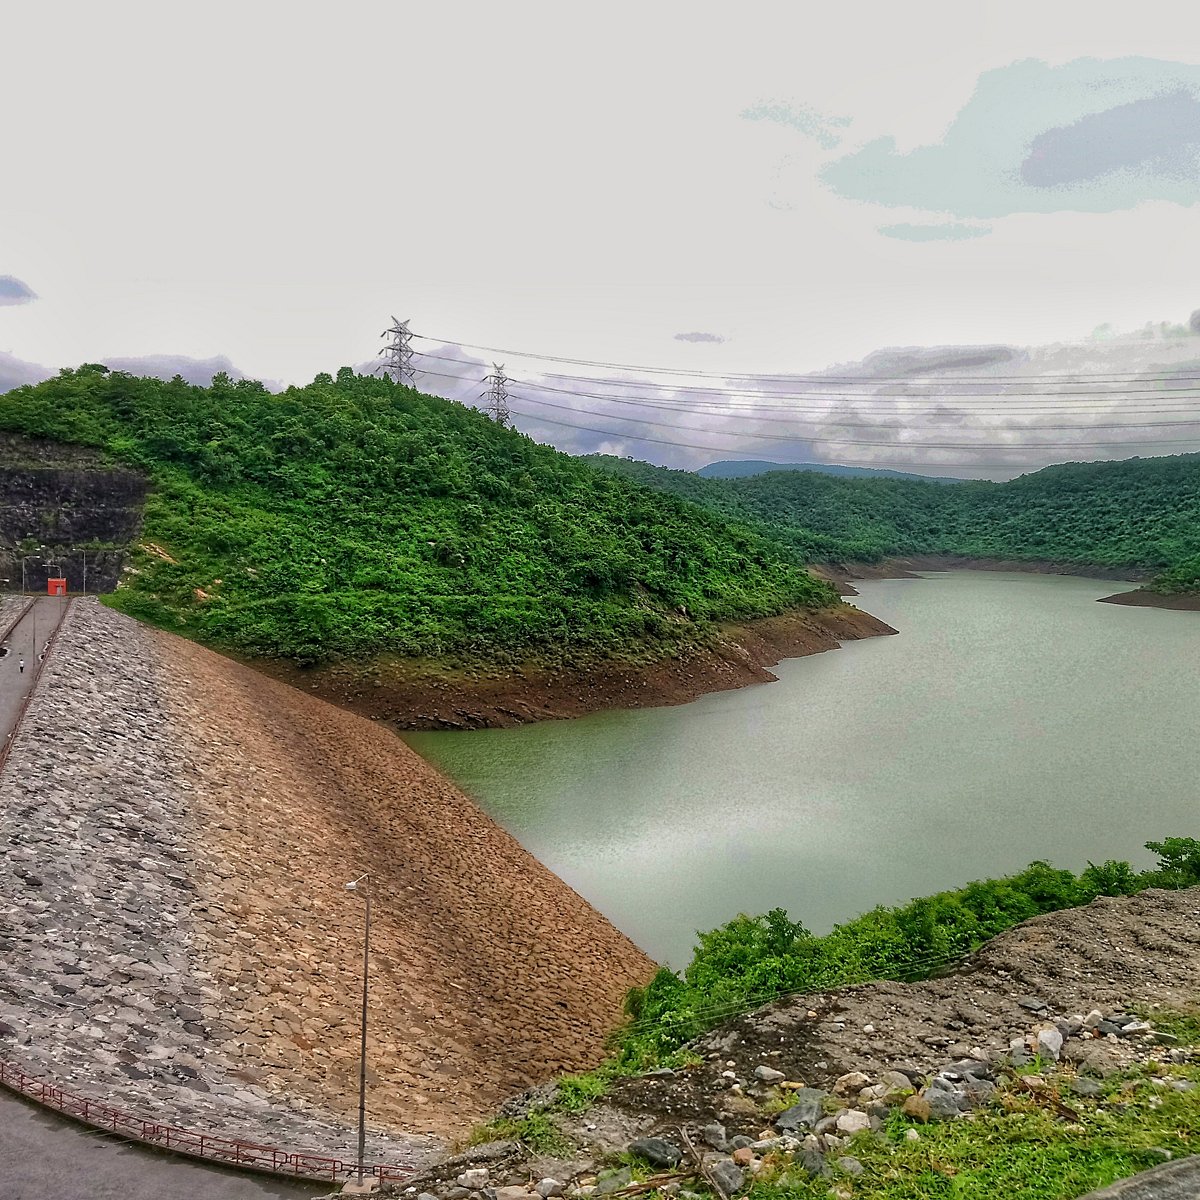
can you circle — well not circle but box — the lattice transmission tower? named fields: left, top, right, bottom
left=376, top=317, right=416, bottom=387
left=482, top=363, right=510, bottom=425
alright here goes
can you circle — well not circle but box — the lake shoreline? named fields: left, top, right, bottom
left=814, top=555, right=1150, bottom=597
left=258, top=603, right=896, bottom=731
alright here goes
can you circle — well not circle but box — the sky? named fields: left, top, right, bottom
left=4, top=1, right=1200, bottom=478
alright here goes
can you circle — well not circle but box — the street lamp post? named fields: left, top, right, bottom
left=345, top=872, right=371, bottom=1187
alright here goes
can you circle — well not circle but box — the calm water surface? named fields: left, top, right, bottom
left=407, top=573, right=1200, bottom=965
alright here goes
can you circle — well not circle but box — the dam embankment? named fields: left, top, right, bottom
left=0, top=599, right=653, bottom=1159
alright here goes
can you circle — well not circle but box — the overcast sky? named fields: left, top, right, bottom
left=4, top=1, right=1200, bottom=477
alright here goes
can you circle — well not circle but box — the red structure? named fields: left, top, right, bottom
left=47, top=578, right=66, bottom=596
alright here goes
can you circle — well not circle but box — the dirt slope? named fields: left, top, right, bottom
left=153, top=628, right=657, bottom=1136
left=601, top=887, right=1200, bottom=1132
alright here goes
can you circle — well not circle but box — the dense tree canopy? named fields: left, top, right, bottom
left=590, top=453, right=1200, bottom=588
left=0, top=367, right=835, bottom=663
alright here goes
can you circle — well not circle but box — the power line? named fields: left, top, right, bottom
left=504, top=374, right=1200, bottom=415
left=505, top=390, right=1200, bottom=434
left=506, top=398, right=1200, bottom=449
left=415, top=362, right=1200, bottom=415
left=505, top=406, right=1200, bottom=469
left=416, top=331, right=1200, bottom=385
left=415, top=347, right=1200, bottom=398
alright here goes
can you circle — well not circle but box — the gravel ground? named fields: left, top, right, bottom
left=594, top=886, right=1200, bottom=1136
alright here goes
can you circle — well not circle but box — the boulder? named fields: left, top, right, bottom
left=774, top=1089, right=828, bottom=1132
left=835, top=1110, right=870, bottom=1136
left=923, top=1089, right=963, bottom=1122
left=708, top=1159, right=745, bottom=1196
left=628, top=1138, right=682, bottom=1170
left=832, top=1071, right=871, bottom=1096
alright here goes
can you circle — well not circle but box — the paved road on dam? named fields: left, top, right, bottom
left=0, top=1091, right=324, bottom=1198
left=0, top=596, right=69, bottom=753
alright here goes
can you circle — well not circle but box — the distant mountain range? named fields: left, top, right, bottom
left=697, top=459, right=968, bottom=484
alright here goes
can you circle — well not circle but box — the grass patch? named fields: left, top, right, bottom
left=740, top=1064, right=1200, bottom=1200
left=461, top=1111, right=573, bottom=1157
left=1137, top=1006, right=1200, bottom=1048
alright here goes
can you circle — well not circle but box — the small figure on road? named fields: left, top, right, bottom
left=18, top=658, right=25, bottom=673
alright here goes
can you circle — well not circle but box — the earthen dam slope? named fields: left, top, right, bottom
left=0, top=599, right=654, bottom=1155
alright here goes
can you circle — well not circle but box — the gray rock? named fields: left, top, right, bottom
left=594, top=1168, right=633, bottom=1196
left=459, top=1170, right=491, bottom=1190
left=794, top=1148, right=830, bottom=1179
left=701, top=1123, right=728, bottom=1151
left=962, top=1078, right=996, bottom=1108
left=1017, top=996, right=1049, bottom=1013
left=774, top=1088, right=828, bottom=1132
left=836, top=1156, right=864, bottom=1177
left=628, top=1138, right=682, bottom=1170
left=728, top=1135, right=754, bottom=1151
left=1037, top=1027, right=1064, bottom=1061
left=708, top=1159, right=745, bottom=1196
left=923, top=1089, right=963, bottom=1121
left=835, top=1110, right=870, bottom=1135
left=1071, top=1078, right=1104, bottom=1097
left=753, top=1064, right=785, bottom=1083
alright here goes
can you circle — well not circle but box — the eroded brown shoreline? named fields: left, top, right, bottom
left=256, top=603, right=896, bottom=731
left=814, top=554, right=1153, bottom=596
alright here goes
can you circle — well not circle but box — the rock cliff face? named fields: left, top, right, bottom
left=0, top=435, right=146, bottom=592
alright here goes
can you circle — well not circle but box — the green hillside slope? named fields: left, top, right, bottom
left=0, top=366, right=836, bottom=663
left=591, top=453, right=1200, bottom=586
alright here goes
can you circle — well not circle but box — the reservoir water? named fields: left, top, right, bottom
left=407, top=572, right=1200, bottom=966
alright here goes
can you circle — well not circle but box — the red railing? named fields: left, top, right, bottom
left=0, top=1059, right=419, bottom=1184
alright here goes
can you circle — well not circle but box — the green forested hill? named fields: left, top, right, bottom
left=0, top=366, right=835, bottom=663
left=589, top=453, right=1200, bottom=588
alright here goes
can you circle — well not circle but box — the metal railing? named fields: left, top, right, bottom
left=0, top=1058, right=419, bottom=1184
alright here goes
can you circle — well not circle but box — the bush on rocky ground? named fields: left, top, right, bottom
left=617, top=839, right=1198, bottom=1067
left=391, top=1004, right=1200, bottom=1200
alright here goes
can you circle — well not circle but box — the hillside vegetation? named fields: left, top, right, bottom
left=615, top=836, right=1200, bottom=1067
left=0, top=367, right=836, bottom=663
left=590, top=454, right=1200, bottom=587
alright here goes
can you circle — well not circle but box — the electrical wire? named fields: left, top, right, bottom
left=415, top=331, right=1200, bottom=386
left=505, top=386, right=1200, bottom=430
left=506, top=400, right=1200, bottom=450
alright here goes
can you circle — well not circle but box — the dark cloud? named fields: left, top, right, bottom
left=1021, top=91, right=1200, bottom=188
left=674, top=332, right=728, bottom=344
left=0, top=276, right=37, bottom=306
left=0, top=351, right=51, bottom=393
